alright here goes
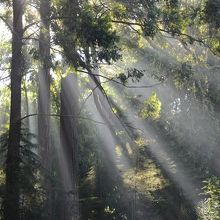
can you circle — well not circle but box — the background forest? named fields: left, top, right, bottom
left=0, top=0, right=220, bottom=219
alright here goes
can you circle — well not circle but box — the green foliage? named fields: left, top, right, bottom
left=162, top=0, right=187, bottom=36
left=142, top=2, right=160, bottom=37
left=52, top=2, right=121, bottom=68
left=0, top=127, right=44, bottom=219
left=111, top=2, right=127, bottom=19
left=117, top=68, right=144, bottom=84
left=28, top=48, right=39, bottom=60
left=139, top=92, right=161, bottom=120
left=172, top=63, right=194, bottom=90
left=198, top=176, right=220, bottom=220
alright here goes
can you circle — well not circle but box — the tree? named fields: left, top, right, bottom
left=3, top=0, right=25, bottom=219
left=38, top=0, right=52, bottom=218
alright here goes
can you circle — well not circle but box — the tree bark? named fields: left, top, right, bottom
left=60, top=74, right=80, bottom=220
left=38, top=0, right=52, bottom=218
left=4, top=0, right=24, bottom=219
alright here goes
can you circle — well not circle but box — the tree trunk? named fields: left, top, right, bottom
left=60, top=74, right=80, bottom=220
left=38, top=0, right=52, bottom=218
left=4, top=0, right=24, bottom=219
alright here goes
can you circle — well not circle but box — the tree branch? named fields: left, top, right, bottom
left=0, top=15, right=13, bottom=35
left=20, top=113, right=106, bottom=125
left=77, top=69, right=162, bottom=88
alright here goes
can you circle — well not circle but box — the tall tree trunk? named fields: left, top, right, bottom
left=4, top=0, right=24, bottom=219
left=38, top=0, right=52, bottom=218
left=60, top=74, right=80, bottom=220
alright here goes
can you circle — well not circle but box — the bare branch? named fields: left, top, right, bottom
left=77, top=69, right=162, bottom=88
left=20, top=113, right=106, bottom=125
left=0, top=15, right=13, bottom=35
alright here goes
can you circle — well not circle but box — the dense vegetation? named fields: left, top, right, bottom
left=0, top=0, right=220, bottom=219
